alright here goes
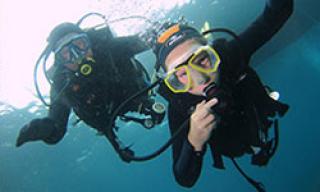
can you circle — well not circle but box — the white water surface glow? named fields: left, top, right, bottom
left=0, top=0, right=191, bottom=109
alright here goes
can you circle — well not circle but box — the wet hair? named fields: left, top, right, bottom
left=151, top=22, right=207, bottom=70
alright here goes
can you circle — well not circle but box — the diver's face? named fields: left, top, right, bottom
left=55, top=33, right=93, bottom=71
left=165, top=39, right=219, bottom=96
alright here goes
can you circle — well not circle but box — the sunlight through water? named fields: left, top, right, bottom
left=0, top=0, right=191, bottom=109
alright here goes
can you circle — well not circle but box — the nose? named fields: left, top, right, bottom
left=202, top=58, right=211, bottom=68
left=190, top=68, right=211, bottom=86
left=70, top=47, right=80, bottom=62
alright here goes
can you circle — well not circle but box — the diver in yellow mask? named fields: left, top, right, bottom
left=150, top=0, right=293, bottom=191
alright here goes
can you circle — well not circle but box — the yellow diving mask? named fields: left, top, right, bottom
left=164, top=45, right=221, bottom=93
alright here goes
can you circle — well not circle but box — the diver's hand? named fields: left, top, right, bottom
left=16, top=118, right=54, bottom=147
left=188, top=98, right=218, bottom=151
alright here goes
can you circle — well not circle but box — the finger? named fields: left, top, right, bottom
left=201, top=114, right=216, bottom=129
left=203, top=98, right=219, bottom=110
left=195, top=100, right=206, bottom=110
left=194, top=99, right=217, bottom=120
left=193, top=113, right=215, bottom=130
left=192, top=107, right=211, bottom=121
left=192, top=100, right=208, bottom=120
left=204, top=120, right=217, bottom=131
left=200, top=114, right=217, bottom=130
left=198, top=98, right=218, bottom=112
left=193, top=97, right=219, bottom=121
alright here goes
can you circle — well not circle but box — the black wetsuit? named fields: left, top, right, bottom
left=18, top=27, right=149, bottom=156
left=158, top=0, right=293, bottom=187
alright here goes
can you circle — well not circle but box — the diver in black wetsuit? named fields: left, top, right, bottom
left=150, top=0, right=292, bottom=190
left=16, top=22, right=159, bottom=162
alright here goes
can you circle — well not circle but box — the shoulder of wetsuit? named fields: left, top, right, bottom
left=129, top=58, right=150, bottom=81
left=85, top=26, right=114, bottom=47
left=211, top=38, right=248, bottom=82
left=210, top=38, right=236, bottom=75
left=210, top=38, right=228, bottom=48
left=210, top=38, right=228, bottom=57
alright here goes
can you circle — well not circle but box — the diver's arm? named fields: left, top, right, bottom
left=169, top=105, right=205, bottom=188
left=16, top=88, right=70, bottom=147
left=230, top=0, right=293, bottom=60
left=43, top=87, right=71, bottom=144
left=113, top=35, right=149, bottom=56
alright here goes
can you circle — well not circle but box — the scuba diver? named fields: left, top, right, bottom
left=147, top=0, right=292, bottom=191
left=16, top=15, right=165, bottom=162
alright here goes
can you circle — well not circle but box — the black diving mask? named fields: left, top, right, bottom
left=54, top=33, right=91, bottom=66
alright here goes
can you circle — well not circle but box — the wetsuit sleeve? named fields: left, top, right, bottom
left=43, top=86, right=71, bottom=144
left=229, top=0, right=293, bottom=61
left=168, top=104, right=206, bottom=188
left=112, top=35, right=149, bottom=56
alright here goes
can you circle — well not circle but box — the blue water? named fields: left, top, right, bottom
left=1, top=0, right=320, bottom=191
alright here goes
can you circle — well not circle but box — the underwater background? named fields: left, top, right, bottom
left=1, top=0, right=320, bottom=191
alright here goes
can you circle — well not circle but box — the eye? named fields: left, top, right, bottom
left=59, top=47, right=70, bottom=60
left=194, top=53, right=212, bottom=68
left=176, top=68, right=187, bottom=78
left=73, top=38, right=88, bottom=50
left=201, top=57, right=210, bottom=66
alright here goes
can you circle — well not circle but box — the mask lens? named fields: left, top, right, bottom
left=189, top=46, right=220, bottom=73
left=164, top=66, right=191, bottom=93
left=56, top=46, right=71, bottom=62
left=72, top=36, right=90, bottom=52
left=55, top=34, right=90, bottom=65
